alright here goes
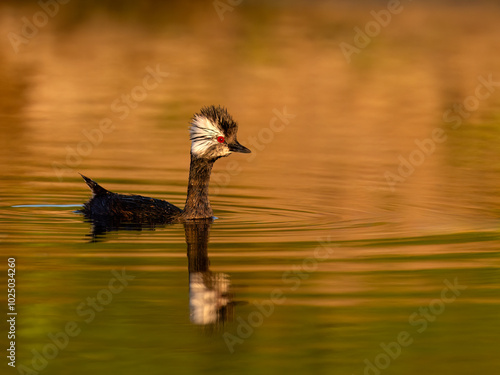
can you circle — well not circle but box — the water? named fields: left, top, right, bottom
left=1, top=1, right=500, bottom=374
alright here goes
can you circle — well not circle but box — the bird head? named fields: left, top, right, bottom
left=189, top=105, right=251, bottom=160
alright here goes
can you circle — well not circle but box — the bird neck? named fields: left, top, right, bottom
left=182, top=154, right=215, bottom=219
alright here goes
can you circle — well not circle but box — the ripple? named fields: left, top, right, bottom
left=12, top=204, right=83, bottom=208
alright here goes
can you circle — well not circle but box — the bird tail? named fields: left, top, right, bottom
left=79, top=174, right=109, bottom=196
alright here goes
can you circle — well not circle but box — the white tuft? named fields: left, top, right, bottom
left=190, top=115, right=223, bottom=156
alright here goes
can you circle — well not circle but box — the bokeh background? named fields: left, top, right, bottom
left=1, top=1, right=499, bottom=374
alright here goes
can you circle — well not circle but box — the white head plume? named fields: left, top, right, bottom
left=189, top=114, right=224, bottom=157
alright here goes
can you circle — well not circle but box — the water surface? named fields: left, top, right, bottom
left=1, top=2, right=499, bottom=374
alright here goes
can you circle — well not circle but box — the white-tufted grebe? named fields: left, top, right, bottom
left=79, top=105, right=250, bottom=226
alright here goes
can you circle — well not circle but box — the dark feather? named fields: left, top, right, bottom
left=79, top=175, right=182, bottom=226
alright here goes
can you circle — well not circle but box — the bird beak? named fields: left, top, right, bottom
left=229, top=140, right=251, bottom=153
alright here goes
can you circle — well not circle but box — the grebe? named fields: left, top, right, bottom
left=80, top=105, right=250, bottom=225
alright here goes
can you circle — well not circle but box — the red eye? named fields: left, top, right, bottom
left=217, top=136, right=225, bottom=143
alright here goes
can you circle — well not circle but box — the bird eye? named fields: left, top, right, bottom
left=217, top=136, right=225, bottom=143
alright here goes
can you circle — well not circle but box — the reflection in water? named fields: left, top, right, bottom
left=85, top=218, right=158, bottom=239
left=84, top=216, right=237, bottom=327
left=185, top=219, right=235, bottom=326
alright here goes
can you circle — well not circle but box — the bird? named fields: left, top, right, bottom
left=79, top=105, right=250, bottom=227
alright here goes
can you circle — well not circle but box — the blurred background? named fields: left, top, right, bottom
left=0, top=1, right=499, bottom=374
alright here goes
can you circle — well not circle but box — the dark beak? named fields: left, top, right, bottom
left=228, top=140, right=251, bottom=153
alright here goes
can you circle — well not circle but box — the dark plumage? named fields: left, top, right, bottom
left=80, top=174, right=182, bottom=225
left=198, top=106, right=238, bottom=138
left=79, top=105, right=250, bottom=229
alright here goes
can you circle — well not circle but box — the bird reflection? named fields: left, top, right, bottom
left=184, top=219, right=235, bottom=327
left=84, top=217, right=238, bottom=328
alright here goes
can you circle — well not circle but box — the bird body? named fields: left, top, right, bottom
left=80, top=106, right=250, bottom=227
